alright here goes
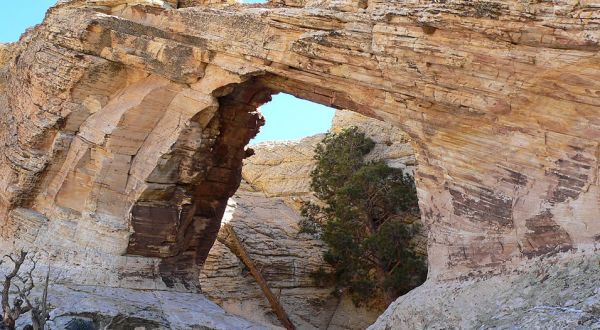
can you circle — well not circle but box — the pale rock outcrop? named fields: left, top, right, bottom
left=370, top=253, right=600, bottom=329
left=1, top=0, right=600, bottom=327
left=242, top=135, right=321, bottom=199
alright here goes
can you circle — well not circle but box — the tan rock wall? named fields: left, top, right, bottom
left=243, top=135, right=321, bottom=199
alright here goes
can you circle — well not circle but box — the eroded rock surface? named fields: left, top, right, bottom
left=0, top=0, right=599, bottom=327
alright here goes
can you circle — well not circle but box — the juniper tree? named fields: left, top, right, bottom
left=300, top=127, right=427, bottom=308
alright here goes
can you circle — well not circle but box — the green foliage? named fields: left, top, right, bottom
left=309, top=127, right=375, bottom=201
left=300, top=127, right=427, bottom=308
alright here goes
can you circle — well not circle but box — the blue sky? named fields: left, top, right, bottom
left=0, top=1, right=335, bottom=143
left=252, top=94, right=335, bottom=144
left=0, top=1, right=56, bottom=42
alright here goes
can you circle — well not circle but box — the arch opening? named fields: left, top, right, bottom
left=250, top=93, right=336, bottom=144
left=122, top=74, right=427, bottom=290
left=197, top=79, right=427, bottom=328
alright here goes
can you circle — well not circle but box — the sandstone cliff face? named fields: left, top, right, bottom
left=200, top=110, right=414, bottom=329
left=242, top=135, right=320, bottom=200
left=1, top=0, right=600, bottom=327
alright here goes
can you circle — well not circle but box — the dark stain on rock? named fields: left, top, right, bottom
left=449, top=185, right=513, bottom=228
left=447, top=238, right=510, bottom=269
left=128, top=204, right=180, bottom=257
left=501, top=167, right=528, bottom=187
left=448, top=246, right=468, bottom=265
left=161, top=276, right=175, bottom=289
left=522, top=210, right=573, bottom=257
left=421, top=25, right=437, bottom=35
left=548, top=152, right=594, bottom=204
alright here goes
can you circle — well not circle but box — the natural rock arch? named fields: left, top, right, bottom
left=0, top=0, right=599, bottom=299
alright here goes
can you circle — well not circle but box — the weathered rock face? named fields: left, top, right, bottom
left=242, top=135, right=321, bottom=200
left=200, top=111, right=414, bottom=329
left=1, top=0, right=600, bottom=327
left=370, top=253, right=600, bottom=329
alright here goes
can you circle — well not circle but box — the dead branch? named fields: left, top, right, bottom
left=0, top=251, right=51, bottom=330
left=24, top=266, right=50, bottom=330
left=2, top=251, right=32, bottom=330
left=218, top=224, right=296, bottom=330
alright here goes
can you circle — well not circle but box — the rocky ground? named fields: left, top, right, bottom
left=370, top=252, right=600, bottom=329
left=13, top=285, right=266, bottom=329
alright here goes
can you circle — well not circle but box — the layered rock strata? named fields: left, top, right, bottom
left=0, top=0, right=599, bottom=327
